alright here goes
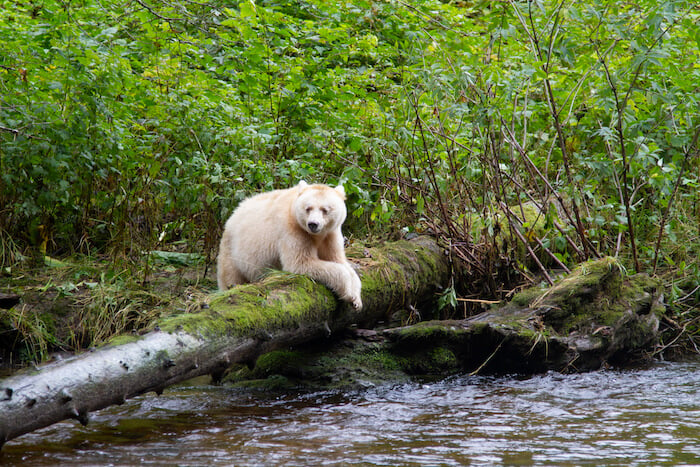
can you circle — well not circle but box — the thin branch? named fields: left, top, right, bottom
left=0, top=126, right=19, bottom=135
left=500, top=117, right=599, bottom=259
left=0, top=125, right=49, bottom=141
left=133, top=0, right=184, bottom=22
left=595, top=46, right=640, bottom=272
left=499, top=202, right=554, bottom=286
left=469, top=338, right=505, bottom=376
left=408, top=92, right=460, bottom=240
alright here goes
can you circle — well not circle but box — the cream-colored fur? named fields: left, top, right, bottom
left=217, top=181, right=362, bottom=310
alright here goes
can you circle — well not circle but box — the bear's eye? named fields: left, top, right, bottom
left=305, top=206, right=313, bottom=213
left=321, top=207, right=329, bottom=215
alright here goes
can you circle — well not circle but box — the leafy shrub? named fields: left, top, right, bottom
left=0, top=0, right=698, bottom=294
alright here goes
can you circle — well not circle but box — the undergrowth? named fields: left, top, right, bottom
left=0, top=253, right=215, bottom=366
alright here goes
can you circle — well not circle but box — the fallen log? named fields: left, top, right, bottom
left=384, top=257, right=665, bottom=374
left=0, top=236, right=450, bottom=447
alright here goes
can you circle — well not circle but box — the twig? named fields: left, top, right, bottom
left=500, top=202, right=554, bottom=285
left=500, top=117, right=598, bottom=259
left=408, top=92, right=460, bottom=240
left=652, top=323, right=688, bottom=357
left=510, top=0, right=592, bottom=260
left=470, top=338, right=505, bottom=376
left=677, top=285, right=700, bottom=304
left=457, top=298, right=501, bottom=305
left=134, top=0, right=183, bottom=22
left=595, top=47, right=640, bottom=272
left=394, top=0, right=472, bottom=38
left=0, top=124, right=49, bottom=141
left=487, top=161, right=571, bottom=273
left=0, top=126, right=19, bottom=135
left=552, top=220, right=586, bottom=260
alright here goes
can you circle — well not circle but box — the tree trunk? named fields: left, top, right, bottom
left=0, top=236, right=450, bottom=447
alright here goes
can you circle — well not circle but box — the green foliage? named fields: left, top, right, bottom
left=0, top=0, right=698, bottom=293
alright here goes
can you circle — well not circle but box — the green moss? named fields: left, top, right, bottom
left=367, top=348, right=405, bottom=372
left=348, top=238, right=449, bottom=314
left=250, top=350, right=307, bottom=378
left=159, top=273, right=337, bottom=339
left=390, top=321, right=469, bottom=344
left=105, top=334, right=140, bottom=347
left=513, top=257, right=620, bottom=328
left=484, top=256, right=664, bottom=362
left=515, top=257, right=664, bottom=338
left=391, top=345, right=461, bottom=375
left=224, top=338, right=413, bottom=391
left=511, top=286, right=547, bottom=307
left=428, top=346, right=459, bottom=369
left=313, top=344, right=386, bottom=376
left=338, top=346, right=405, bottom=373
left=354, top=243, right=409, bottom=304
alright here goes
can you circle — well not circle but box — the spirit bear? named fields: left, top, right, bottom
left=217, top=181, right=363, bottom=310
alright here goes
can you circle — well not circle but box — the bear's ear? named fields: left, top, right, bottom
left=335, top=185, right=346, bottom=197
left=297, top=180, right=308, bottom=191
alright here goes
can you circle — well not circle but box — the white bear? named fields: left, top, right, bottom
left=217, top=181, right=363, bottom=310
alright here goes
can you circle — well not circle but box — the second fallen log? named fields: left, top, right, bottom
left=385, top=257, right=665, bottom=374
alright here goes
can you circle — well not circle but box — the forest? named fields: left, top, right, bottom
left=1, top=0, right=699, bottom=366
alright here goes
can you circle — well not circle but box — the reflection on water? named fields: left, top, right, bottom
left=2, top=360, right=699, bottom=466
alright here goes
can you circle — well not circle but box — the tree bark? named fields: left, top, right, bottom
left=0, top=236, right=450, bottom=447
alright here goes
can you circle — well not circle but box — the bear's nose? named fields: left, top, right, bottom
left=307, top=222, right=320, bottom=233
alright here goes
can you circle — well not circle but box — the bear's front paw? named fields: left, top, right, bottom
left=350, top=294, right=363, bottom=310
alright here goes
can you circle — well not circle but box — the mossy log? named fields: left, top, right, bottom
left=385, top=257, right=665, bottom=374
left=0, top=236, right=450, bottom=447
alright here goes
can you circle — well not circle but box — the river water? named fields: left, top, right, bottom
left=2, top=360, right=698, bottom=466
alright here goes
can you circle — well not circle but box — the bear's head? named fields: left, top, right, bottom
left=293, top=181, right=347, bottom=236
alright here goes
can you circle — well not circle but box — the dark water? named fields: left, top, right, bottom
left=2, top=360, right=699, bottom=466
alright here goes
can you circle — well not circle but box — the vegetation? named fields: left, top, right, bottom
left=1, top=0, right=699, bottom=364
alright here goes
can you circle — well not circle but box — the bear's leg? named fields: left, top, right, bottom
left=217, top=257, right=246, bottom=290
left=281, top=253, right=362, bottom=310
left=345, top=262, right=363, bottom=307
left=314, top=261, right=362, bottom=310
left=316, top=231, right=363, bottom=309
left=217, top=234, right=247, bottom=290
